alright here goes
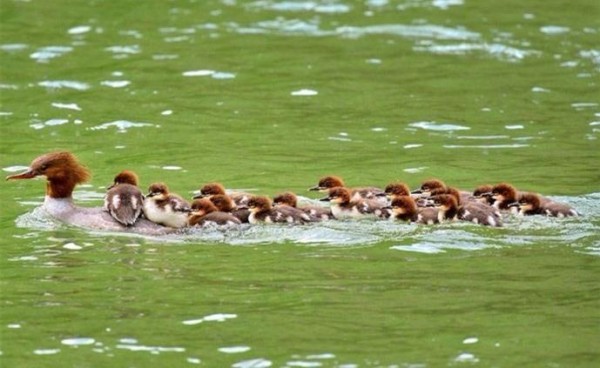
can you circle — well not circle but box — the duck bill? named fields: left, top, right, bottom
left=507, top=201, right=520, bottom=208
left=319, top=196, right=331, bottom=202
left=308, top=185, right=323, bottom=192
left=192, top=192, right=206, bottom=199
left=6, top=168, right=36, bottom=180
left=411, top=189, right=423, bottom=195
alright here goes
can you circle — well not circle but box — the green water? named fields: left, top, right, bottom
left=1, top=0, right=599, bottom=367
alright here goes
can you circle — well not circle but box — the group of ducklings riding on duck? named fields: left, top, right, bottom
left=6, top=152, right=579, bottom=235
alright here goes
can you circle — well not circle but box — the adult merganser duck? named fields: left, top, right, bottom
left=247, top=196, right=311, bottom=224
left=509, top=192, right=579, bottom=217
left=188, top=198, right=242, bottom=226
left=104, top=170, right=144, bottom=226
left=272, top=191, right=333, bottom=221
left=193, top=182, right=252, bottom=207
left=320, top=187, right=389, bottom=219
left=143, top=182, right=190, bottom=228
left=208, top=194, right=250, bottom=223
left=387, top=195, right=440, bottom=224
left=5, top=151, right=170, bottom=234
left=309, top=175, right=387, bottom=204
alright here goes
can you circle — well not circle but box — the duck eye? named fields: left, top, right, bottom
left=40, top=164, right=48, bottom=171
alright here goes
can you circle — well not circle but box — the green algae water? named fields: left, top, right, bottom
left=1, top=0, right=599, bottom=367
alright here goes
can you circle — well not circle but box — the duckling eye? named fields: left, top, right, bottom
left=40, top=164, right=48, bottom=171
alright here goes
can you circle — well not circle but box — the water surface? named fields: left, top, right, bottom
left=1, top=0, right=599, bottom=367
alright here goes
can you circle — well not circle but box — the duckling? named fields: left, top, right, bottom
left=188, top=198, right=242, bottom=226
left=430, top=186, right=502, bottom=227
left=143, top=182, right=190, bottom=228
left=384, top=182, right=412, bottom=200
left=510, top=192, right=579, bottom=217
left=309, top=175, right=386, bottom=203
left=104, top=170, right=144, bottom=226
left=388, top=195, right=441, bottom=224
left=472, top=184, right=494, bottom=205
left=411, top=178, right=447, bottom=197
left=320, top=187, right=389, bottom=219
left=273, top=191, right=333, bottom=221
left=489, top=183, right=520, bottom=214
left=208, top=194, right=250, bottom=223
left=247, top=196, right=311, bottom=224
left=429, top=194, right=459, bottom=223
left=194, top=182, right=252, bottom=207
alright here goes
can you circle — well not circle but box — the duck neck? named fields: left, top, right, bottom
left=47, top=176, right=78, bottom=199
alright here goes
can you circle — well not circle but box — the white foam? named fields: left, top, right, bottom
left=463, top=337, right=479, bottom=344
left=105, top=45, right=141, bottom=54
left=63, top=242, right=82, bottom=250
left=34, top=349, right=61, bottom=355
left=183, top=313, right=237, bottom=325
left=454, top=352, right=479, bottom=363
left=409, top=121, right=470, bottom=131
left=52, top=102, right=82, bottom=111
left=61, top=337, right=95, bottom=346
left=30, top=46, right=73, bottom=62
left=68, top=25, right=92, bottom=35
left=88, top=120, right=155, bottom=132
left=183, top=70, right=215, bottom=77
left=38, top=80, right=90, bottom=91
left=291, top=89, right=318, bottom=96
left=540, top=25, right=570, bottom=35
left=218, top=346, right=251, bottom=354
left=3, top=165, right=30, bottom=173
left=100, top=80, right=131, bottom=88
left=232, top=358, right=272, bottom=368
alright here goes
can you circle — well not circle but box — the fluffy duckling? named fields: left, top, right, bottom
left=143, top=182, right=191, bottom=228
left=104, top=170, right=144, bottom=226
left=472, top=184, right=494, bottom=205
left=309, top=175, right=386, bottom=203
left=194, top=182, right=252, bottom=207
left=320, top=187, right=389, bottom=219
left=489, top=183, right=520, bottom=214
left=510, top=192, right=579, bottom=217
left=384, top=182, right=412, bottom=200
left=209, top=194, right=250, bottom=223
left=188, top=198, right=241, bottom=226
left=411, top=179, right=447, bottom=197
left=247, top=196, right=311, bottom=224
left=388, top=195, right=442, bottom=224
left=430, top=186, right=502, bottom=227
left=429, top=194, right=460, bottom=223
left=273, top=191, right=334, bottom=221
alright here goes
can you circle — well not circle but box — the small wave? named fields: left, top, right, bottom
left=38, top=80, right=90, bottom=91
left=30, top=46, right=73, bottom=63
left=88, top=120, right=156, bottom=132
left=408, top=121, right=470, bottom=131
